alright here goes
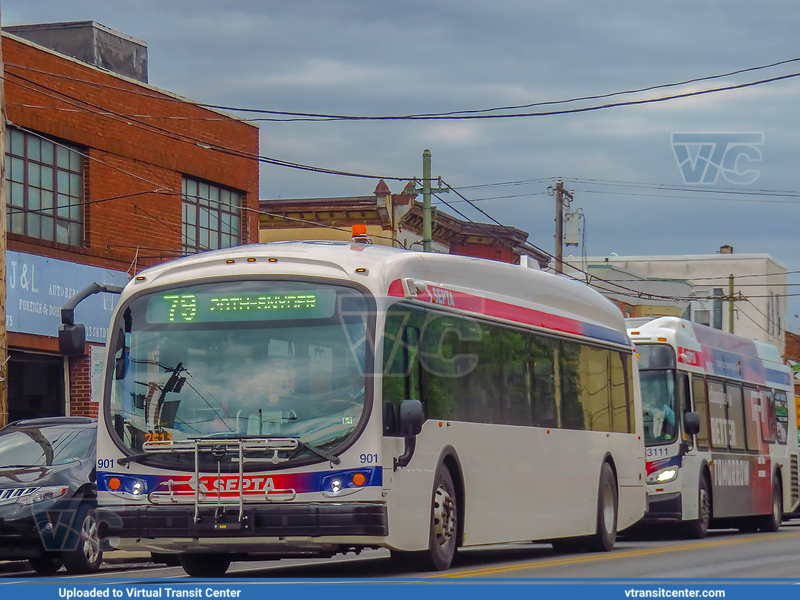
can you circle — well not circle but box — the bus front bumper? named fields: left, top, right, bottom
left=642, top=492, right=682, bottom=522
left=96, top=502, right=388, bottom=540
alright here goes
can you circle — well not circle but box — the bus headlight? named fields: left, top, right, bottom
left=321, top=470, right=372, bottom=497
left=647, top=467, right=678, bottom=484
left=131, top=481, right=145, bottom=496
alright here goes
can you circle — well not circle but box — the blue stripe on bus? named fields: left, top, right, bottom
left=582, top=322, right=630, bottom=347
left=765, top=368, right=792, bottom=387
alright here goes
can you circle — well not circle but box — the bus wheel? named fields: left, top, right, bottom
left=686, top=477, right=711, bottom=539
left=587, top=462, right=617, bottom=552
left=179, top=553, right=231, bottom=577
left=424, top=466, right=458, bottom=570
left=759, top=476, right=782, bottom=533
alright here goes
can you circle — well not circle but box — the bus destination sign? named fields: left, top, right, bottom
left=146, top=289, right=337, bottom=323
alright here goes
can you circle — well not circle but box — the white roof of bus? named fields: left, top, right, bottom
left=127, top=241, right=629, bottom=339
left=626, top=316, right=783, bottom=366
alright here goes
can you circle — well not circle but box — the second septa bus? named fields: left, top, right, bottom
left=627, top=316, right=798, bottom=537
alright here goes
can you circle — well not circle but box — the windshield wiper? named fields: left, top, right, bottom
left=294, top=439, right=341, bottom=465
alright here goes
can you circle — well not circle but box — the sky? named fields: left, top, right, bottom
left=4, top=1, right=800, bottom=331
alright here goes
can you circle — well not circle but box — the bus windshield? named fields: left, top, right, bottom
left=106, top=280, right=371, bottom=468
left=640, top=370, right=678, bottom=446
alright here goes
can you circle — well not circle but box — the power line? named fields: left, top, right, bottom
left=573, top=188, right=800, bottom=205
left=8, top=57, right=800, bottom=121
left=5, top=70, right=412, bottom=181
left=568, top=177, right=800, bottom=198
left=195, top=60, right=800, bottom=120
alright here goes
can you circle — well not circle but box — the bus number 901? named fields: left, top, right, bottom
left=360, top=453, right=378, bottom=464
left=97, top=458, right=114, bottom=470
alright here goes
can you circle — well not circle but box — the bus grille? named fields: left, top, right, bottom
left=791, top=454, right=799, bottom=505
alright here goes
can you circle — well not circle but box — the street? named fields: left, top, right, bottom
left=3, top=520, right=800, bottom=581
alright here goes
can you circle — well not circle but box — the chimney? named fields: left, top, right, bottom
left=719, top=244, right=733, bottom=254
left=5, top=21, right=148, bottom=83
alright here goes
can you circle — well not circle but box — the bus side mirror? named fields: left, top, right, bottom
left=394, top=400, right=423, bottom=470
left=398, top=399, right=423, bottom=436
left=58, top=323, right=87, bottom=356
left=684, top=411, right=700, bottom=436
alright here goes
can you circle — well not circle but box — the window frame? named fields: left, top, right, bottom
left=182, top=176, right=243, bottom=254
left=5, top=127, right=84, bottom=246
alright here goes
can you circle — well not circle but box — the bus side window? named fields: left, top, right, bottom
left=725, top=383, right=746, bottom=451
left=691, top=375, right=710, bottom=449
left=762, top=391, right=776, bottom=443
left=707, top=380, right=728, bottom=448
left=742, top=387, right=761, bottom=451
left=677, top=372, right=690, bottom=443
left=773, top=391, right=789, bottom=445
left=382, top=307, right=422, bottom=430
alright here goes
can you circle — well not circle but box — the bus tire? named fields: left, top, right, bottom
left=62, top=504, right=103, bottom=574
left=686, top=476, right=711, bottom=539
left=759, top=476, right=782, bottom=533
left=179, top=553, right=231, bottom=577
left=587, top=462, right=617, bottom=552
left=423, top=465, right=459, bottom=570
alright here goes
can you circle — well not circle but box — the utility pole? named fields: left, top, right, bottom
left=0, top=2, right=8, bottom=428
left=418, top=149, right=448, bottom=252
left=729, top=273, right=735, bottom=334
left=550, top=179, right=573, bottom=273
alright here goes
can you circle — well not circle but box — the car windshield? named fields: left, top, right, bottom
left=107, top=280, right=371, bottom=469
left=640, top=370, right=678, bottom=446
left=0, top=426, right=95, bottom=467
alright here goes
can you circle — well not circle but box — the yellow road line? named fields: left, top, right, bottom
left=429, top=530, right=800, bottom=579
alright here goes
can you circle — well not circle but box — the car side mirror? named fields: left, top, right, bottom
left=684, top=411, right=700, bottom=436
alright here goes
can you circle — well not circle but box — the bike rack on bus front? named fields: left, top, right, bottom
left=142, top=437, right=299, bottom=526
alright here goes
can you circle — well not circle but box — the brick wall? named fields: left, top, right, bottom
left=3, top=33, right=261, bottom=417
left=68, top=352, right=96, bottom=418
left=4, top=33, right=260, bottom=272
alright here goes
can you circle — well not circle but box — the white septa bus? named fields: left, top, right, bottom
left=61, top=241, right=646, bottom=576
left=627, top=316, right=798, bottom=538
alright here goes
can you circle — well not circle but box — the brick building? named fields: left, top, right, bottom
left=2, top=22, right=259, bottom=423
left=259, top=180, right=550, bottom=267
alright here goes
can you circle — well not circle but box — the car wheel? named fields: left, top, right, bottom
left=62, top=504, right=103, bottom=574
left=179, top=554, right=231, bottom=577
left=28, top=554, right=63, bottom=574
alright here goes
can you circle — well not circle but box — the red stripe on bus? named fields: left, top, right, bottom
left=388, top=279, right=585, bottom=338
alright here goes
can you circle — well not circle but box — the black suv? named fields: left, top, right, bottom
left=0, top=416, right=102, bottom=574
